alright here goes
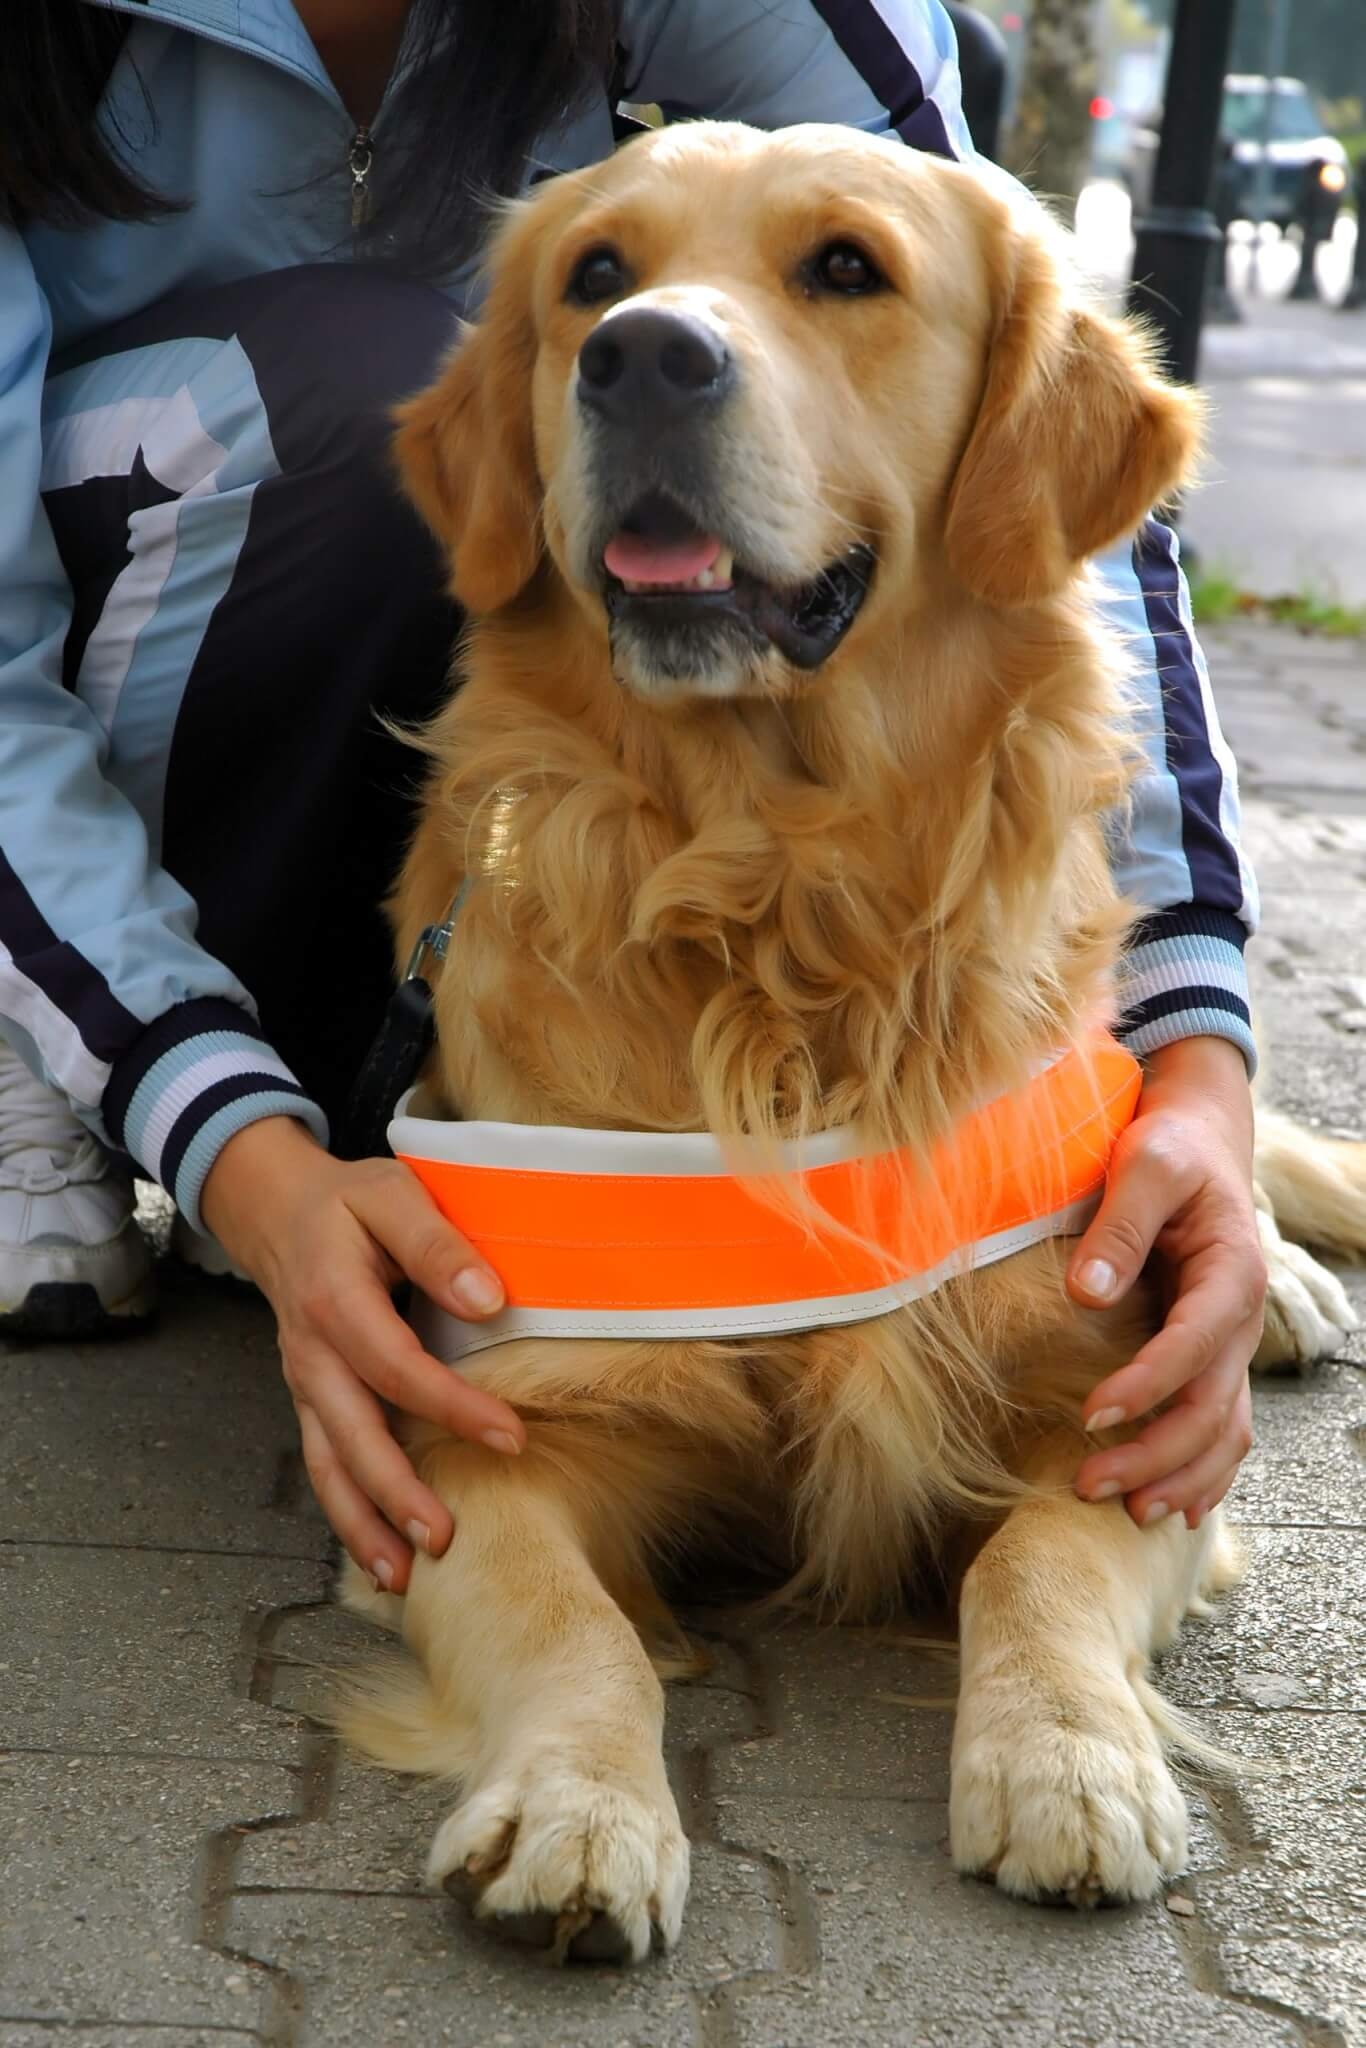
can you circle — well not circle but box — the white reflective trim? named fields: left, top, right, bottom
left=393, top=1106, right=868, bottom=1178
left=412, top=1193, right=1101, bottom=1361
left=390, top=1044, right=1073, bottom=1179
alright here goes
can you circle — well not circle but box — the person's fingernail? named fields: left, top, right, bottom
left=452, top=1269, right=504, bottom=1317
left=482, top=1429, right=521, bottom=1456
left=1143, top=1500, right=1170, bottom=1526
left=1077, top=1259, right=1118, bottom=1301
left=405, top=1520, right=432, bottom=1553
left=1086, top=1405, right=1127, bottom=1434
left=372, top=1557, right=396, bottom=1589
left=1088, top=1478, right=1124, bottom=1501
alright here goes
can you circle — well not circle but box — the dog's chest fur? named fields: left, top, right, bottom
left=415, top=643, right=1128, bottom=1162
left=393, top=660, right=1145, bottom=1618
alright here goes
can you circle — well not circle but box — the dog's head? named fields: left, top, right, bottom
left=398, top=124, right=1200, bottom=705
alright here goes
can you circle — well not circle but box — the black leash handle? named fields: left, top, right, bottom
left=336, top=974, right=437, bottom=1161
left=336, top=901, right=464, bottom=1160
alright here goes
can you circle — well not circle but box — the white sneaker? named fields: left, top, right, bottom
left=0, top=1039, right=155, bottom=1334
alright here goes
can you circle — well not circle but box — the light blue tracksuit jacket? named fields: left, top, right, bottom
left=0, top=0, right=1258, bottom=1227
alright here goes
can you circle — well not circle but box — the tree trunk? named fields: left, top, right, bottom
left=1006, top=0, right=1098, bottom=224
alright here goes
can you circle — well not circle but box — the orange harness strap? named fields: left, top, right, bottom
left=394, top=1030, right=1141, bottom=1360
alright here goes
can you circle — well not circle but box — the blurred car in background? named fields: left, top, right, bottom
left=1126, top=75, right=1352, bottom=227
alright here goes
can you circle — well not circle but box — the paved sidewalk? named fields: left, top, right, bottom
left=1183, top=300, right=1366, bottom=606
left=3, top=624, right=1364, bottom=2048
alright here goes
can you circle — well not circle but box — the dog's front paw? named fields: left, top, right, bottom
left=950, top=1681, right=1187, bottom=1906
left=427, top=1749, right=690, bottom=1963
left=1255, top=1218, right=1358, bottom=1373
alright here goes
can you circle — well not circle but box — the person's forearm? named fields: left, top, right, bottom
left=200, top=1112, right=333, bottom=1283
left=1095, top=524, right=1259, bottom=1078
left=202, top=1114, right=522, bottom=1592
left=1138, top=1033, right=1253, bottom=1159
left=1071, top=1028, right=1262, bottom=1528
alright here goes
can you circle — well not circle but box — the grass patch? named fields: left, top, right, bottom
left=1189, top=571, right=1366, bottom=638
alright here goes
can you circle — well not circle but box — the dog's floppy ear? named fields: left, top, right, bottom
left=944, top=223, right=1202, bottom=608
left=393, top=215, right=544, bottom=615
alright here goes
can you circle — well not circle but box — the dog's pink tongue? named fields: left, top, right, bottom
left=604, top=531, right=721, bottom=584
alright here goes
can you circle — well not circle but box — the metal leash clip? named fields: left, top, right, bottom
left=403, top=917, right=453, bottom=988
left=338, top=883, right=469, bottom=1160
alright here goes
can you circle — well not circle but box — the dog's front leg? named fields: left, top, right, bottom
left=949, top=1458, right=1237, bottom=1907
left=396, top=1443, right=688, bottom=1962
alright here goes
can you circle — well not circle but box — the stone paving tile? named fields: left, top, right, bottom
left=0, top=1754, right=297, bottom=2036
left=1173, top=1712, right=1366, bottom=2048
left=225, top=1889, right=717, bottom=2048
left=0, top=1547, right=327, bottom=1761
left=705, top=1626, right=957, bottom=1805
left=1232, top=1362, right=1366, bottom=1530
left=1224, top=705, right=1366, bottom=796
left=0, top=1275, right=328, bottom=1561
left=1252, top=1040, right=1366, bottom=1122
left=1257, top=816, right=1366, bottom=889
left=0, top=2023, right=260, bottom=2039
left=0, top=2034, right=260, bottom=2047
left=1162, top=1525, right=1366, bottom=1715
left=1248, top=950, right=1366, bottom=1066
left=714, top=1852, right=1304, bottom=2048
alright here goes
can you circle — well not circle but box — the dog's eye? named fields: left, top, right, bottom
left=809, top=242, right=885, bottom=297
left=567, top=246, right=631, bottom=306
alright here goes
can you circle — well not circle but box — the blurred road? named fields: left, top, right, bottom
left=1076, top=183, right=1366, bottom=602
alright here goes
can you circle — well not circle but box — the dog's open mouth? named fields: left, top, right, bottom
left=601, top=492, right=875, bottom=671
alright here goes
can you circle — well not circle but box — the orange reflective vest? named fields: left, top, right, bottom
left=394, top=1030, right=1141, bottom=1360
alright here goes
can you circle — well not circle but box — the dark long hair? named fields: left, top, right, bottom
left=2, top=2, right=619, bottom=273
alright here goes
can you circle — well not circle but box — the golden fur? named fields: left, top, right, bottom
left=337, top=124, right=1366, bottom=1956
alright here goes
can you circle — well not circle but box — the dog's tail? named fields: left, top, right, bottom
left=331, top=1654, right=476, bottom=1781
left=1253, top=1110, right=1366, bottom=1261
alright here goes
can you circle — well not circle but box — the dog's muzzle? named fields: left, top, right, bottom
left=576, top=310, right=876, bottom=675
left=601, top=507, right=876, bottom=672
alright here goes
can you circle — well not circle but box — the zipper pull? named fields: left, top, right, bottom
left=349, top=127, right=375, bottom=228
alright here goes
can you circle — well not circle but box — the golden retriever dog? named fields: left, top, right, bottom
left=338, top=122, right=1366, bottom=1961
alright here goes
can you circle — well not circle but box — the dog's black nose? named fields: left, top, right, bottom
left=578, top=308, right=733, bottom=429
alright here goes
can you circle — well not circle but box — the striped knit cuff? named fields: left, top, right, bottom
left=1116, top=907, right=1257, bottom=1076
left=103, top=998, right=329, bottom=1233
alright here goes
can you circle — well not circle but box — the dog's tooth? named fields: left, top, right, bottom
left=714, top=549, right=735, bottom=583
left=695, top=569, right=714, bottom=590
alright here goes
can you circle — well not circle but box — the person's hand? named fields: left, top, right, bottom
left=1069, top=1035, right=1266, bottom=1530
left=201, top=1115, right=524, bottom=1591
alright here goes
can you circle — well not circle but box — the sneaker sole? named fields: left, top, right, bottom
left=0, top=1278, right=157, bottom=1340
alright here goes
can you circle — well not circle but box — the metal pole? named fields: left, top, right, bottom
left=1287, top=160, right=1329, bottom=301
left=1205, top=139, right=1243, bottom=324
left=1343, top=156, right=1366, bottom=311
left=1249, top=0, right=1293, bottom=297
left=1127, top=0, right=1239, bottom=384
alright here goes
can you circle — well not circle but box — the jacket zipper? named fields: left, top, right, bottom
left=88, top=4, right=388, bottom=229
left=348, top=126, right=376, bottom=227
